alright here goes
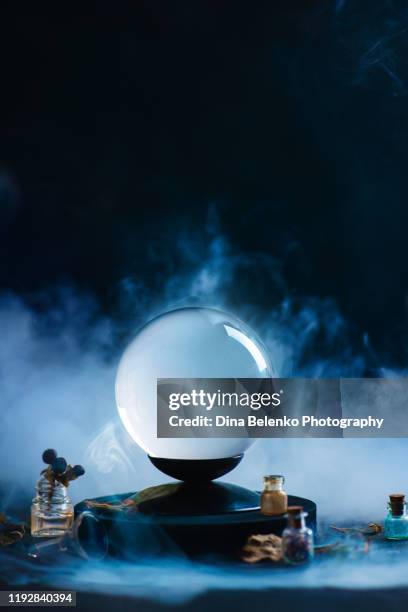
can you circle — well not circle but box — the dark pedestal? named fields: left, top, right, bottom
left=75, top=484, right=316, bottom=559
left=148, top=455, right=244, bottom=482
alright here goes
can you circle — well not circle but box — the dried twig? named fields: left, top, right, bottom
left=330, top=523, right=383, bottom=536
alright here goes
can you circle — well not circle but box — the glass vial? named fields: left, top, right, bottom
left=31, top=473, right=74, bottom=538
left=282, top=506, right=314, bottom=565
left=384, top=493, right=408, bottom=540
left=260, top=475, right=288, bottom=516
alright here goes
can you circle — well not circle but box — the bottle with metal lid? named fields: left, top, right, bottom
left=260, top=475, right=287, bottom=516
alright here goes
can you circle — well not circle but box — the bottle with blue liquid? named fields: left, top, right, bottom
left=384, top=493, right=408, bottom=540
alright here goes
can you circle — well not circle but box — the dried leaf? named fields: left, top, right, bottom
left=85, top=500, right=125, bottom=512
left=132, top=484, right=181, bottom=506
left=85, top=484, right=182, bottom=513
left=0, top=519, right=26, bottom=547
left=368, top=523, right=383, bottom=534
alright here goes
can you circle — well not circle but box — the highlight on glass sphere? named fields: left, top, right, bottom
left=115, top=307, right=273, bottom=461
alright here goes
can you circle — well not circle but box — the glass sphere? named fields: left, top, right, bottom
left=115, top=307, right=273, bottom=460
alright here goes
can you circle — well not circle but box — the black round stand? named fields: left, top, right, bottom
left=76, top=455, right=316, bottom=558
left=148, top=455, right=244, bottom=482
left=75, top=485, right=316, bottom=559
left=135, top=481, right=260, bottom=514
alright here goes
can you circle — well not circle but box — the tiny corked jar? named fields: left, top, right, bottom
left=31, top=473, right=74, bottom=538
left=384, top=493, right=408, bottom=540
left=260, top=475, right=288, bottom=516
left=282, top=506, right=314, bottom=565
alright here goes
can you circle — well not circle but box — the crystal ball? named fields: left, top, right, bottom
left=115, top=307, right=272, bottom=460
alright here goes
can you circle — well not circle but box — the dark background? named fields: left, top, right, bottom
left=1, top=0, right=408, bottom=364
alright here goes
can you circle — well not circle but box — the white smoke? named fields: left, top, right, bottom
left=0, top=218, right=400, bottom=523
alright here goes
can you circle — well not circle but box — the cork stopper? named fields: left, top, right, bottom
left=287, top=506, right=303, bottom=516
left=389, top=493, right=405, bottom=516
left=286, top=505, right=306, bottom=527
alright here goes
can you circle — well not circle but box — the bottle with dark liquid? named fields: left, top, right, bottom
left=282, top=505, right=314, bottom=565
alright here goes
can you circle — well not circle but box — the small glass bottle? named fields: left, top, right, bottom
left=282, top=506, right=314, bottom=565
left=260, top=475, right=288, bottom=516
left=384, top=493, right=408, bottom=540
left=31, top=473, right=74, bottom=538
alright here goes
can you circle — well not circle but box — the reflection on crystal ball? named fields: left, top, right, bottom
left=115, top=307, right=273, bottom=460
